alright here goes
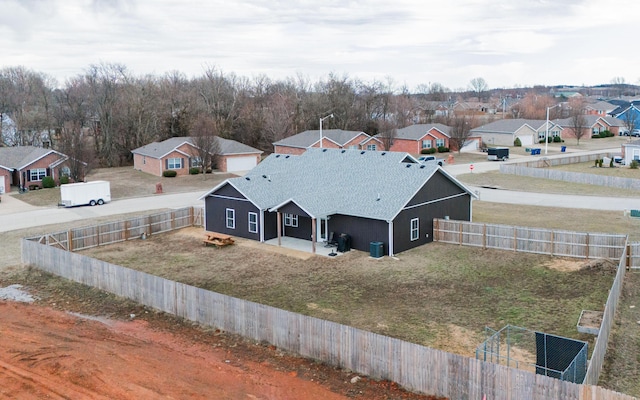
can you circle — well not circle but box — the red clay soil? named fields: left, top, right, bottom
left=0, top=301, right=443, bottom=400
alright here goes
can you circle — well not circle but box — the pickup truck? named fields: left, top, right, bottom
left=418, top=155, right=445, bottom=166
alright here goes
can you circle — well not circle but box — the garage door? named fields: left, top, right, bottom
left=0, top=177, right=4, bottom=194
left=460, top=138, right=479, bottom=153
left=226, top=156, right=257, bottom=172
left=517, top=135, right=533, bottom=146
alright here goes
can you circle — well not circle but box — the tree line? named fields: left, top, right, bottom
left=0, top=63, right=473, bottom=171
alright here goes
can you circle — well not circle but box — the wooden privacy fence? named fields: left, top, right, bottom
left=585, top=240, right=628, bottom=385
left=21, top=238, right=637, bottom=400
left=434, top=219, right=628, bottom=260
left=503, top=152, right=615, bottom=168
left=629, top=243, right=640, bottom=270
left=27, top=206, right=204, bottom=252
left=500, top=164, right=640, bottom=191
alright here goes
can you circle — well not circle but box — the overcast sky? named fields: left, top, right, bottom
left=2, top=0, right=639, bottom=91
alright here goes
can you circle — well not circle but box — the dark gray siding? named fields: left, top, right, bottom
left=215, top=183, right=247, bottom=199
left=278, top=202, right=310, bottom=217
left=205, top=194, right=260, bottom=240
left=406, top=170, right=467, bottom=207
left=264, top=212, right=278, bottom=240
left=393, top=193, right=471, bottom=253
left=327, top=214, right=388, bottom=253
left=283, top=216, right=313, bottom=240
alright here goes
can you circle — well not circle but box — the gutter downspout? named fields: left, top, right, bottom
left=388, top=220, right=394, bottom=257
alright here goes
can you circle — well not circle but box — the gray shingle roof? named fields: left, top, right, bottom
left=0, top=146, right=63, bottom=170
left=203, top=148, right=475, bottom=221
left=131, top=137, right=262, bottom=158
left=471, top=119, right=548, bottom=134
left=392, top=124, right=451, bottom=140
left=553, top=115, right=606, bottom=128
left=273, top=130, right=368, bottom=148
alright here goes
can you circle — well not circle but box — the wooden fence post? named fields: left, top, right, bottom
left=189, top=207, right=194, bottom=226
left=147, top=215, right=152, bottom=237
left=586, top=233, right=590, bottom=259
left=459, top=222, right=463, bottom=245
left=124, top=220, right=130, bottom=241
left=513, top=228, right=517, bottom=252
left=68, top=230, right=73, bottom=252
left=434, top=219, right=439, bottom=241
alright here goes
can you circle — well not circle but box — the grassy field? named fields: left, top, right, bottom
left=79, top=227, right=614, bottom=360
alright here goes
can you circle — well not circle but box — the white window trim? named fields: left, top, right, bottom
left=284, top=213, right=298, bottom=227
left=366, top=144, right=377, bottom=151
left=435, top=139, right=445, bottom=147
left=226, top=208, right=235, bottom=229
left=30, top=168, right=46, bottom=181
left=167, top=157, right=182, bottom=170
left=248, top=212, right=258, bottom=233
left=410, top=218, right=419, bottom=241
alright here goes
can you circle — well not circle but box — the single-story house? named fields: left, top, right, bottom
left=470, top=119, right=563, bottom=147
left=0, top=146, right=73, bottom=193
left=381, top=123, right=452, bottom=154
left=199, top=148, right=478, bottom=257
left=553, top=115, right=614, bottom=139
left=273, top=129, right=381, bottom=154
left=132, top=136, right=263, bottom=176
left=622, top=139, right=640, bottom=165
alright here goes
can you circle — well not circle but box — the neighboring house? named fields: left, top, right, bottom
left=273, top=129, right=379, bottom=154
left=611, top=103, right=640, bottom=132
left=584, top=100, right=617, bottom=116
left=199, top=148, right=477, bottom=257
left=132, top=137, right=262, bottom=176
left=622, top=139, right=640, bottom=165
left=553, top=115, right=610, bottom=139
left=601, top=116, right=628, bottom=136
left=470, top=119, right=562, bottom=147
left=0, top=146, right=73, bottom=193
left=382, top=124, right=452, bottom=154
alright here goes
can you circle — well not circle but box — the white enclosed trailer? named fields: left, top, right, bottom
left=60, top=181, right=111, bottom=207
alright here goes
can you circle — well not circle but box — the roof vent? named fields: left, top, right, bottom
left=245, top=177, right=250, bottom=180
left=275, top=154, right=280, bottom=158
left=360, top=151, right=366, bottom=155
left=341, top=149, right=346, bottom=153
left=376, top=193, right=380, bottom=201
left=262, top=174, right=267, bottom=179
left=406, top=164, right=411, bottom=168
left=381, top=152, right=386, bottom=155
left=420, top=165, right=426, bottom=169
left=285, top=155, right=290, bottom=158
left=322, top=148, right=328, bottom=152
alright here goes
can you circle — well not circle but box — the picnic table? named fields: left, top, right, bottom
left=203, top=232, right=235, bottom=247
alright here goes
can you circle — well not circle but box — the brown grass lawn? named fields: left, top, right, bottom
left=80, top=227, right=614, bottom=361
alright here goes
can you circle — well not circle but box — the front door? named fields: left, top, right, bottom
left=317, top=218, right=328, bottom=242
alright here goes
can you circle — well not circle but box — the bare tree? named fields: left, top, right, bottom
left=469, top=77, right=488, bottom=101
left=377, top=118, right=397, bottom=151
left=568, top=98, right=588, bottom=145
left=190, top=115, right=221, bottom=173
left=449, top=115, right=474, bottom=153
left=620, top=104, right=637, bottom=135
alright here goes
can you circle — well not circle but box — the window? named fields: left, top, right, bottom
left=60, top=166, right=71, bottom=177
left=248, top=212, right=258, bottom=233
left=225, top=208, right=235, bottom=229
left=435, top=138, right=445, bottom=148
left=167, top=158, right=182, bottom=170
left=410, top=218, right=419, bottom=241
left=191, top=157, right=202, bottom=167
left=284, top=213, right=298, bottom=227
left=366, top=144, right=377, bottom=151
left=30, top=168, right=46, bottom=181
left=421, top=140, right=432, bottom=149
left=143, top=156, right=146, bottom=165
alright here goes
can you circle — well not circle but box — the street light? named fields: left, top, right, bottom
left=319, top=113, right=333, bottom=149
left=545, top=104, right=561, bottom=155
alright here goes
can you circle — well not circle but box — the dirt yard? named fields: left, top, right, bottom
left=0, top=281, right=439, bottom=400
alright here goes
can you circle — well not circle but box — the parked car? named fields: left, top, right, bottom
left=614, top=156, right=625, bottom=165
left=418, top=155, right=445, bottom=166
left=631, top=129, right=640, bottom=137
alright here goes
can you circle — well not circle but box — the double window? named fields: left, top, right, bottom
left=225, top=208, right=235, bottom=229
left=30, top=168, right=47, bottom=181
left=410, top=218, right=419, bottom=241
left=435, top=138, right=445, bottom=148
left=366, top=144, right=377, bottom=151
left=284, top=213, right=298, bottom=227
left=167, top=158, right=182, bottom=170
left=422, top=140, right=432, bottom=149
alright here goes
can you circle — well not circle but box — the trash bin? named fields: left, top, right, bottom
left=561, top=146, right=566, bottom=152
left=370, top=241, right=384, bottom=258
left=337, top=234, right=351, bottom=252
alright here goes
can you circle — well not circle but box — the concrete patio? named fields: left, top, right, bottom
left=264, top=236, right=344, bottom=257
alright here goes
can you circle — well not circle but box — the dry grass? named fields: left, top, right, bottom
left=80, top=227, right=613, bottom=359
left=14, top=167, right=234, bottom=207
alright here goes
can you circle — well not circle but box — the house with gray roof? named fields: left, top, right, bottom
left=131, top=136, right=262, bottom=176
left=383, top=123, right=452, bottom=154
left=552, top=115, right=615, bottom=140
left=0, top=146, right=73, bottom=193
left=273, top=129, right=380, bottom=155
left=199, top=148, right=477, bottom=256
left=470, top=119, right=563, bottom=147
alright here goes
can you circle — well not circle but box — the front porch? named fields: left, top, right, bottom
left=264, top=236, right=343, bottom=257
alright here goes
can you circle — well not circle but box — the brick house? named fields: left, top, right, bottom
left=382, top=124, right=452, bottom=154
left=132, top=137, right=263, bottom=176
left=273, top=129, right=380, bottom=154
left=0, top=146, right=74, bottom=193
left=553, top=115, right=622, bottom=139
